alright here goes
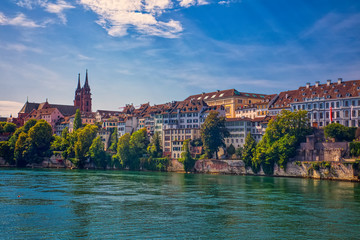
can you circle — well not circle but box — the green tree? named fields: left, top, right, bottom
left=3, top=122, right=16, bottom=134
left=201, top=111, right=230, bottom=159
left=242, top=133, right=257, bottom=167
left=0, top=141, right=14, bottom=164
left=14, top=132, right=29, bottom=167
left=324, top=123, right=356, bottom=142
left=115, top=133, right=132, bottom=168
left=23, top=119, right=37, bottom=133
left=235, top=146, right=243, bottom=158
left=227, top=144, right=236, bottom=157
left=73, top=109, right=82, bottom=131
left=89, top=136, right=109, bottom=169
left=74, top=124, right=98, bottom=168
left=129, top=128, right=149, bottom=170
left=252, top=110, right=312, bottom=174
left=147, top=131, right=162, bottom=158
left=0, top=123, right=4, bottom=134
left=181, top=139, right=195, bottom=173
left=28, top=120, right=53, bottom=156
left=108, top=129, right=118, bottom=152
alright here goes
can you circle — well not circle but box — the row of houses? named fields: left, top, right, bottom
left=11, top=77, right=360, bottom=159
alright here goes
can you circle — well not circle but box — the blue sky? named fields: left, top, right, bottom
left=0, top=0, right=360, bottom=117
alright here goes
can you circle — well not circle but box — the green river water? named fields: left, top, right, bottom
left=0, top=168, right=360, bottom=239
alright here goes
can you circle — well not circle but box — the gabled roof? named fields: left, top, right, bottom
left=19, top=101, right=78, bottom=116
left=19, top=102, right=40, bottom=114
left=185, top=89, right=268, bottom=101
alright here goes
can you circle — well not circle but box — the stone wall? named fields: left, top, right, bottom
left=194, top=159, right=359, bottom=181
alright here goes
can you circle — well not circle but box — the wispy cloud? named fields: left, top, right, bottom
left=0, top=12, right=41, bottom=27
left=218, top=0, right=241, bottom=5
left=0, top=101, right=24, bottom=117
left=16, top=0, right=74, bottom=24
left=79, top=0, right=183, bottom=38
left=0, top=43, right=42, bottom=53
left=43, top=0, right=75, bottom=24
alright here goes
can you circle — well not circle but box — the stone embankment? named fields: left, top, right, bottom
left=193, top=159, right=360, bottom=181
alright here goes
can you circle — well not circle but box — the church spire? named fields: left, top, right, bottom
left=76, top=73, right=81, bottom=90
left=84, top=69, right=90, bottom=90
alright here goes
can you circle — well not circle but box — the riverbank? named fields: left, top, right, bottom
left=193, top=159, right=360, bottom=182
left=2, top=156, right=359, bottom=182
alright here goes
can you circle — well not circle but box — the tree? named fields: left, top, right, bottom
left=129, top=128, right=149, bottom=170
left=74, top=124, right=98, bottom=168
left=227, top=144, right=236, bottom=157
left=147, top=131, right=162, bottom=158
left=115, top=133, right=132, bottom=169
left=0, top=141, right=13, bottom=164
left=28, top=120, right=53, bottom=157
left=181, top=139, right=195, bottom=173
left=23, top=119, right=37, bottom=133
left=89, top=136, right=109, bottom=169
left=73, top=109, right=82, bottom=131
left=252, top=110, right=312, bottom=174
left=108, top=129, right=118, bottom=152
left=235, top=146, right=243, bottom=158
left=201, top=111, right=230, bottom=159
left=3, top=122, right=16, bottom=134
left=242, top=133, right=257, bottom=167
left=324, top=123, right=356, bottom=142
left=14, top=132, right=29, bottom=167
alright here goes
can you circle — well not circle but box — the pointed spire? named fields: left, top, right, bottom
left=84, top=69, right=90, bottom=90
left=26, top=96, right=28, bottom=103
left=77, top=73, right=81, bottom=90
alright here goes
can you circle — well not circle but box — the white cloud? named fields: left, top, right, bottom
left=79, top=0, right=183, bottom=38
left=0, top=43, right=42, bottom=53
left=16, top=0, right=74, bottom=24
left=0, top=12, right=41, bottom=27
left=218, top=0, right=241, bottom=5
left=179, top=0, right=196, bottom=7
left=0, top=101, right=24, bottom=118
left=43, top=0, right=75, bottom=24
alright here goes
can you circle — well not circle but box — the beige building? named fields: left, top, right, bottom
left=185, top=89, right=267, bottom=118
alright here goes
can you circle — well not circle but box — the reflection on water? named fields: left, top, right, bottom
left=0, top=169, right=360, bottom=239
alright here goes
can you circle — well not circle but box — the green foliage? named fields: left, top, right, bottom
left=28, top=120, right=53, bottom=155
left=226, top=144, right=236, bottom=157
left=24, top=119, right=37, bottom=133
left=235, top=146, right=243, bottom=158
left=89, top=136, right=110, bottom=169
left=74, top=124, right=98, bottom=168
left=108, top=129, right=118, bottom=152
left=114, top=133, right=132, bottom=169
left=73, top=109, right=82, bottom=131
left=0, top=122, right=4, bottom=134
left=324, top=123, right=356, bottom=142
left=201, top=111, right=230, bottom=159
left=252, top=110, right=312, bottom=174
left=350, top=142, right=360, bottom=157
left=147, top=131, right=162, bottom=158
left=3, top=122, right=16, bottom=134
left=242, top=133, right=257, bottom=168
left=190, top=138, right=203, bottom=147
left=141, top=157, right=169, bottom=171
left=0, top=141, right=14, bottom=164
left=181, top=139, right=195, bottom=173
left=129, top=128, right=149, bottom=170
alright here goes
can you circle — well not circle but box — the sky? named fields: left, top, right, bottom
left=0, top=0, right=360, bottom=117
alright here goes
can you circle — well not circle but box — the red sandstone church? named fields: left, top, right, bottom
left=14, top=70, right=93, bottom=128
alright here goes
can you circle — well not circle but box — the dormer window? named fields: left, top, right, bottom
left=211, top=95, right=216, bottom=98
left=334, top=89, right=339, bottom=93
left=326, top=95, right=331, bottom=99
left=337, top=94, right=342, bottom=98
left=302, top=93, right=306, bottom=96
left=324, top=90, right=328, bottom=93
left=346, top=93, right=351, bottom=97
left=312, top=92, right=316, bottom=95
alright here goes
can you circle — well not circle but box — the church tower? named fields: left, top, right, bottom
left=80, top=70, right=92, bottom=113
left=74, top=73, right=81, bottom=108
left=73, top=70, right=92, bottom=113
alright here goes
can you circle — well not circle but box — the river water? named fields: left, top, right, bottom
left=0, top=169, right=360, bottom=239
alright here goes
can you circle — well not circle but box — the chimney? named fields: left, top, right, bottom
left=315, top=81, right=320, bottom=87
left=327, top=79, right=331, bottom=86
left=338, top=78, right=343, bottom=84
left=285, top=93, right=288, bottom=99
left=217, top=90, right=220, bottom=92
left=306, top=82, right=310, bottom=88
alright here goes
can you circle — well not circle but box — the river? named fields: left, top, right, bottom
left=0, top=169, right=359, bottom=239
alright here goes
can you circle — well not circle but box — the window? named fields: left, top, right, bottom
left=326, top=112, right=329, bottom=118
left=336, top=102, right=340, bottom=108
left=345, top=110, right=349, bottom=118
left=319, top=103, right=323, bottom=109
left=331, top=102, right=335, bottom=108
left=320, top=112, right=323, bottom=119
left=326, top=102, right=329, bottom=108
left=313, top=113, right=317, bottom=119
left=345, top=101, right=349, bottom=107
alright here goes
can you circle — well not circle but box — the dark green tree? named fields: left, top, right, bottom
left=73, top=109, right=82, bottom=131
left=3, top=122, right=16, bottom=134
left=129, top=128, right=149, bottom=170
left=324, top=123, right=356, bottom=142
left=227, top=144, right=236, bottom=157
left=23, top=119, right=37, bottom=133
left=0, top=141, right=14, bottom=164
left=181, top=139, right=195, bottom=173
left=147, top=131, right=162, bottom=158
left=201, top=111, right=230, bottom=159
left=89, top=136, right=109, bottom=169
left=74, top=124, right=98, bottom=168
left=108, top=129, right=118, bottom=152
left=242, top=133, right=257, bottom=167
left=115, top=133, right=132, bottom=168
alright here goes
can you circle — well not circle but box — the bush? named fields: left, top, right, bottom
left=142, top=157, right=169, bottom=171
left=324, top=123, right=356, bottom=142
left=350, top=142, right=360, bottom=157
